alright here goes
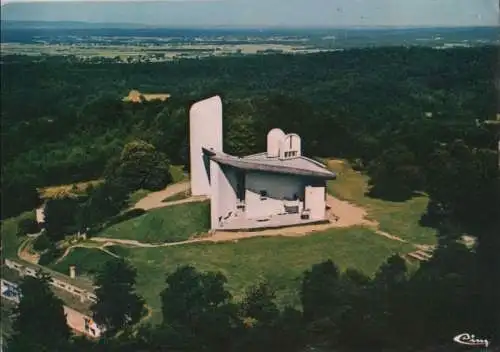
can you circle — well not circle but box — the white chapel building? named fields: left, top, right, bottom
left=189, top=95, right=337, bottom=231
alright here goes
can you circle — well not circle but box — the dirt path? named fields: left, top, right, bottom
left=17, top=238, right=40, bottom=264
left=133, top=181, right=193, bottom=210
left=90, top=237, right=198, bottom=248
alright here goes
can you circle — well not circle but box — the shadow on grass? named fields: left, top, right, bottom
left=365, top=186, right=422, bottom=203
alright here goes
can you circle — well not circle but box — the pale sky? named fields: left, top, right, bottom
left=1, top=0, right=499, bottom=27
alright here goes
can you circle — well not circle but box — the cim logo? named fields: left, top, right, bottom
left=453, top=333, right=490, bottom=348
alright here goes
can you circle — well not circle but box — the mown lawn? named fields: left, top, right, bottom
left=52, top=227, right=414, bottom=324
left=325, top=160, right=437, bottom=245
left=48, top=247, right=119, bottom=280
left=95, top=201, right=210, bottom=244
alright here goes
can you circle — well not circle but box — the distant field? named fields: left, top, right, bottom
left=325, top=160, right=437, bottom=245
left=95, top=201, right=210, bottom=244
left=0, top=42, right=324, bottom=60
left=123, top=90, right=171, bottom=103
left=38, top=165, right=186, bottom=204
left=51, top=226, right=414, bottom=324
left=38, top=179, right=103, bottom=200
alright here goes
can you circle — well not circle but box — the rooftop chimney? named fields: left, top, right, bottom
left=69, top=265, right=76, bottom=279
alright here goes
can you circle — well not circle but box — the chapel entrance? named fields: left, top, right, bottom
left=236, top=171, right=246, bottom=201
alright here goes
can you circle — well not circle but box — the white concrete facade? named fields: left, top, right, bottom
left=189, top=96, right=223, bottom=196
left=189, top=96, right=336, bottom=231
left=305, top=186, right=326, bottom=220
left=245, top=171, right=304, bottom=219
left=36, top=205, right=45, bottom=224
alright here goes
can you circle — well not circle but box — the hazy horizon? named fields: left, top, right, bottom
left=1, top=0, right=499, bottom=28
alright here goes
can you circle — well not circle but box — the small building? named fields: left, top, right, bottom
left=1, top=278, right=104, bottom=339
left=189, top=96, right=336, bottom=231
left=35, top=205, right=45, bottom=224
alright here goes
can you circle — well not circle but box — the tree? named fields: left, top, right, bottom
left=367, top=144, right=423, bottom=201
left=16, top=217, right=40, bottom=236
left=240, top=282, right=279, bottom=326
left=372, top=254, right=408, bottom=291
left=43, top=196, right=82, bottom=241
left=91, top=258, right=145, bottom=335
left=300, top=260, right=345, bottom=346
left=105, top=140, right=172, bottom=192
left=301, top=260, right=342, bottom=322
left=8, top=272, right=71, bottom=352
left=79, top=181, right=129, bottom=230
left=0, top=177, right=41, bottom=220
left=238, top=283, right=304, bottom=352
left=425, top=139, right=499, bottom=229
left=368, top=255, right=410, bottom=347
left=336, top=269, right=374, bottom=349
left=160, top=265, right=238, bottom=351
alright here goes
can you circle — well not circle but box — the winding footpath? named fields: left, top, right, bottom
left=133, top=181, right=202, bottom=211
left=87, top=194, right=411, bottom=249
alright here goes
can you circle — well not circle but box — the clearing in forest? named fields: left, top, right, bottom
left=123, top=90, right=171, bottom=103
left=38, top=180, right=103, bottom=200
left=325, top=159, right=437, bottom=245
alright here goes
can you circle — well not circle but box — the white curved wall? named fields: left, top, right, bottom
left=305, top=186, right=326, bottom=220
left=189, top=96, right=223, bottom=196
left=266, top=128, right=285, bottom=157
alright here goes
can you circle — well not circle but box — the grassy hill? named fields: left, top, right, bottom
left=0, top=159, right=437, bottom=326
left=95, top=201, right=210, bottom=244
left=325, top=159, right=437, bottom=245
left=51, top=227, right=415, bottom=324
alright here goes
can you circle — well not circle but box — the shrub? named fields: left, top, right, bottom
left=32, top=233, right=52, bottom=252
left=44, top=197, right=83, bottom=241
left=17, top=218, right=40, bottom=236
left=38, top=246, right=64, bottom=266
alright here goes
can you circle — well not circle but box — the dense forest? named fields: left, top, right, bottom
left=1, top=46, right=498, bottom=219
left=1, top=46, right=499, bottom=351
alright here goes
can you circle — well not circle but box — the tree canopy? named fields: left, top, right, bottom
left=91, top=258, right=145, bottom=335
left=8, top=273, right=71, bottom=352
